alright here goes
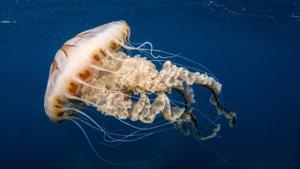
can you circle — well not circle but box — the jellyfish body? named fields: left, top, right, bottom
left=44, top=20, right=236, bottom=140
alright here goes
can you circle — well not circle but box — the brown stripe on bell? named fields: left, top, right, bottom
left=78, top=68, right=92, bottom=81
left=68, top=80, right=80, bottom=95
left=93, top=53, right=101, bottom=62
left=110, top=41, right=119, bottom=51
left=56, top=111, right=64, bottom=118
left=91, top=50, right=104, bottom=65
left=54, top=96, right=67, bottom=108
left=92, top=53, right=102, bottom=65
left=99, top=48, right=107, bottom=58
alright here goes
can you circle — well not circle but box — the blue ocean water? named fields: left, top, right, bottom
left=0, top=0, right=299, bottom=169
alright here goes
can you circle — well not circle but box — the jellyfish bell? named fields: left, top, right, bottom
left=44, top=20, right=236, bottom=141
left=44, top=21, right=130, bottom=122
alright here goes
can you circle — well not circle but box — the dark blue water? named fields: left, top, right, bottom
left=0, top=0, right=299, bottom=169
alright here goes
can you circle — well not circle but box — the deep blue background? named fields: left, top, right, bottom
left=0, top=0, right=299, bottom=169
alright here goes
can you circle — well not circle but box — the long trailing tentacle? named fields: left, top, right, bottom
left=63, top=107, right=172, bottom=141
left=73, top=117, right=161, bottom=144
left=66, top=118, right=147, bottom=166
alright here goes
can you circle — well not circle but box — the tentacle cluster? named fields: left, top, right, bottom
left=80, top=53, right=236, bottom=139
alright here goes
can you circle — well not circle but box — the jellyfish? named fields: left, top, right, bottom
left=44, top=20, right=236, bottom=144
